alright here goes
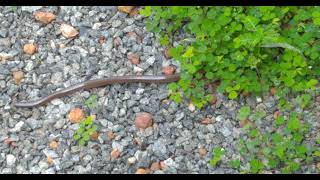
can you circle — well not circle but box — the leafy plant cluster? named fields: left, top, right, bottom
left=238, top=111, right=319, bottom=173
left=142, top=6, right=320, bottom=173
left=72, top=95, right=99, bottom=146
left=84, top=94, right=98, bottom=110
left=230, top=103, right=320, bottom=174
left=209, top=104, right=320, bottom=173
left=140, top=6, right=320, bottom=108
left=73, top=115, right=97, bottom=146
left=209, top=147, right=225, bottom=167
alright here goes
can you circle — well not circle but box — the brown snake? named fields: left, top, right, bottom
left=13, top=74, right=181, bottom=108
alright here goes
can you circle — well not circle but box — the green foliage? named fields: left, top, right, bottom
left=141, top=6, right=320, bottom=108
left=238, top=112, right=318, bottom=173
left=295, top=94, right=312, bottom=109
left=210, top=147, right=225, bottom=167
left=84, top=94, right=98, bottom=110
left=142, top=6, right=320, bottom=173
left=229, top=159, right=241, bottom=169
left=10, top=6, right=17, bottom=12
left=73, top=115, right=97, bottom=146
left=251, top=110, right=267, bottom=121
left=238, top=106, right=251, bottom=121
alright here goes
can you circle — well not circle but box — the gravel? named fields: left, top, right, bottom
left=0, top=6, right=318, bottom=174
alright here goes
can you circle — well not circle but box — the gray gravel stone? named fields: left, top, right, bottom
left=26, top=118, right=40, bottom=130
left=21, top=6, right=42, bottom=13
left=0, top=29, right=8, bottom=38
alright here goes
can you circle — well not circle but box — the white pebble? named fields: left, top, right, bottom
left=256, top=97, right=262, bottom=103
left=135, top=88, right=145, bottom=95
left=6, top=154, right=16, bottom=167
left=92, top=23, right=102, bottom=30
left=146, top=56, right=155, bottom=65
left=51, top=99, right=64, bottom=106
left=133, top=66, right=144, bottom=73
left=127, top=157, right=136, bottom=165
left=9, top=121, right=24, bottom=133
left=188, top=103, right=196, bottom=112
left=216, top=115, right=223, bottom=122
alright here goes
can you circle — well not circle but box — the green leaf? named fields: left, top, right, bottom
left=160, top=36, right=169, bottom=46
left=275, top=116, right=285, bottom=126
left=205, top=72, right=214, bottom=80
left=73, top=134, right=81, bottom=141
left=251, top=111, right=266, bottom=121
left=170, top=92, right=182, bottom=103
left=186, top=64, right=197, bottom=74
left=262, top=147, right=271, bottom=156
left=268, top=158, right=278, bottom=169
left=249, top=129, right=259, bottom=138
left=79, top=139, right=86, bottom=146
left=140, top=6, right=152, bottom=17
left=249, top=159, right=263, bottom=173
left=272, top=133, right=283, bottom=144
left=168, top=82, right=179, bottom=91
left=314, top=151, right=320, bottom=157
left=182, top=46, right=194, bottom=58
left=238, top=106, right=251, bottom=121
left=83, top=134, right=90, bottom=141
left=287, top=112, right=301, bottom=132
left=306, top=79, right=318, bottom=89
left=228, top=64, right=237, bottom=72
left=275, top=144, right=286, bottom=160
left=85, top=94, right=98, bottom=110
left=229, top=159, right=241, bottom=169
left=84, top=116, right=94, bottom=125
left=210, top=147, right=225, bottom=167
left=228, top=91, right=238, bottom=99
left=296, top=145, right=307, bottom=156
left=77, top=127, right=85, bottom=134
left=243, top=16, right=259, bottom=31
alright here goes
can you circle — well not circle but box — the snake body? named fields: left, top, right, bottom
left=13, top=74, right=180, bottom=108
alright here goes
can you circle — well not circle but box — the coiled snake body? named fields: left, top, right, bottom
left=13, top=74, right=180, bottom=108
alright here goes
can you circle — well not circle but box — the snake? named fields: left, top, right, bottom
left=13, top=74, right=181, bottom=108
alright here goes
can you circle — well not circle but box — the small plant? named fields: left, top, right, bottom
left=237, top=106, right=251, bottom=121
left=84, top=94, right=98, bottom=110
left=73, top=115, right=97, bottom=146
left=229, top=159, right=241, bottom=169
left=238, top=112, right=319, bottom=173
left=10, top=6, right=17, bottom=12
left=210, top=147, right=225, bottom=167
left=295, top=94, right=312, bottom=109
left=251, top=110, right=267, bottom=121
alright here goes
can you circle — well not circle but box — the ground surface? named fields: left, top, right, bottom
left=0, top=6, right=319, bottom=174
